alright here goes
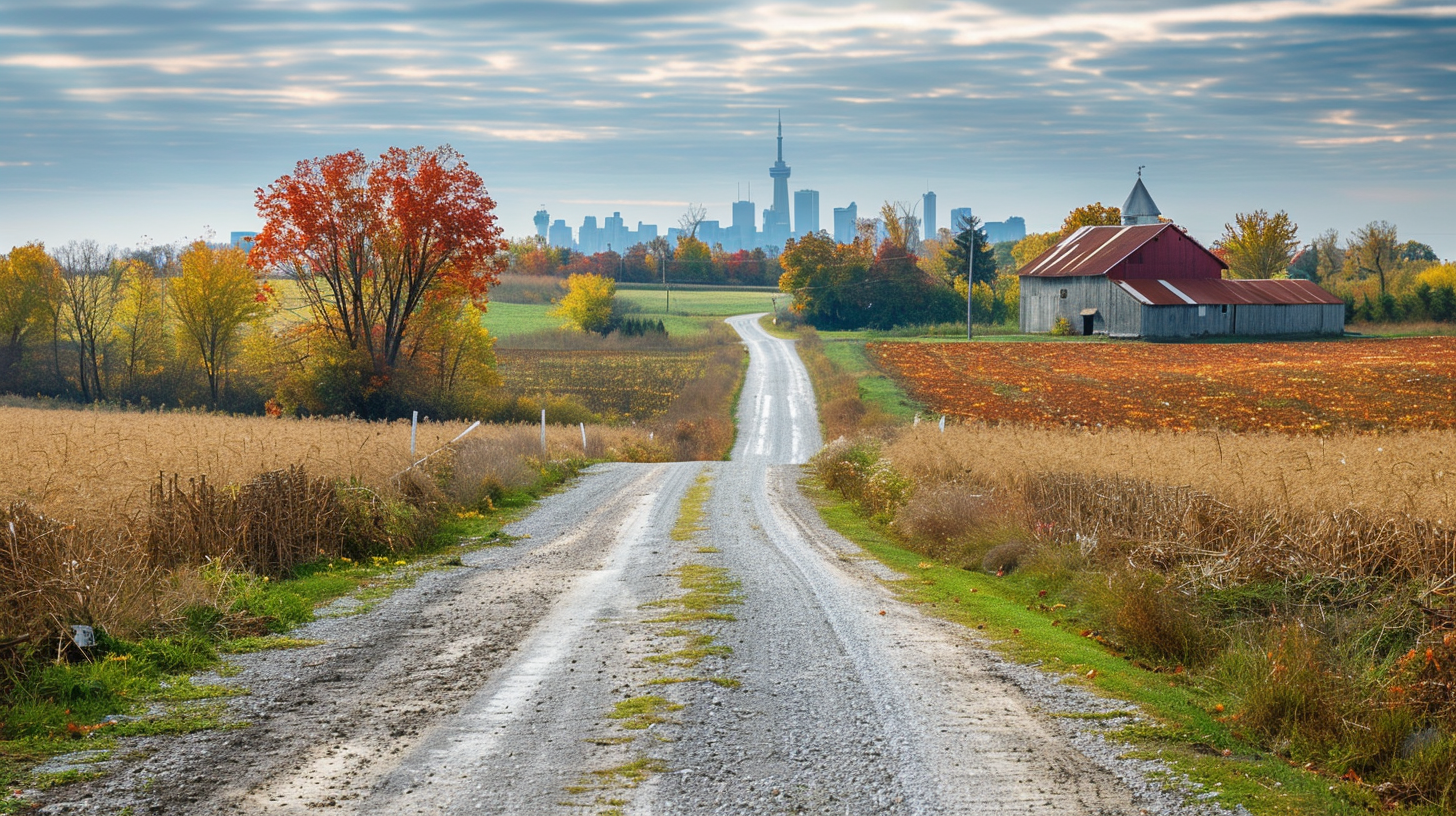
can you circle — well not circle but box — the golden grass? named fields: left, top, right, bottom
left=877, top=423, right=1456, bottom=586
left=0, top=406, right=648, bottom=519
left=886, top=423, right=1456, bottom=520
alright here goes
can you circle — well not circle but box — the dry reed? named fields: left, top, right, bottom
left=880, top=423, right=1456, bottom=588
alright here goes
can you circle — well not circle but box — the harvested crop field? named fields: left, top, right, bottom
left=868, top=337, right=1456, bottom=432
left=0, top=405, right=643, bottom=519
left=496, top=349, right=713, bottom=422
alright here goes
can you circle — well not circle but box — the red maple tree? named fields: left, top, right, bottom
left=251, top=145, right=503, bottom=378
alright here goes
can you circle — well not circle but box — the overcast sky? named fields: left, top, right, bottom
left=2, top=0, right=1453, bottom=257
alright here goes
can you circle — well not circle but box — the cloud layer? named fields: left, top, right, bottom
left=1, top=0, right=1453, bottom=253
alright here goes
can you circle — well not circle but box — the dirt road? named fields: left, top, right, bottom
left=41, top=314, right=1219, bottom=815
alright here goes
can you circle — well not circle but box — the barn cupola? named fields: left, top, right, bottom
left=1121, top=168, right=1162, bottom=226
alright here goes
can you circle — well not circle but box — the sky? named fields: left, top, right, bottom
left=1, top=0, right=1454, bottom=257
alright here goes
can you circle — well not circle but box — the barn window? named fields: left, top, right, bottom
left=1199, top=306, right=1207, bottom=317
left=1059, top=289, right=1068, bottom=299
left=1221, top=304, right=1228, bottom=314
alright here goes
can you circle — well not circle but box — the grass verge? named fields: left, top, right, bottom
left=0, top=466, right=571, bottom=810
left=804, top=479, right=1383, bottom=815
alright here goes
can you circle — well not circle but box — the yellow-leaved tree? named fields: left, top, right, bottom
left=0, top=243, right=59, bottom=390
left=1060, top=203, right=1121, bottom=236
left=553, top=273, right=616, bottom=334
left=172, top=241, right=270, bottom=407
left=112, top=258, right=171, bottom=393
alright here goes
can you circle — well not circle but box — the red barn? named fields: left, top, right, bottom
left=1018, top=187, right=1344, bottom=338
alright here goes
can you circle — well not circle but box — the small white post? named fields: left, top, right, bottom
left=913, top=414, right=920, bottom=427
left=410, top=410, right=418, bottom=456
left=580, top=422, right=588, bottom=453
left=540, top=408, right=547, bottom=453
left=939, top=415, right=946, bottom=433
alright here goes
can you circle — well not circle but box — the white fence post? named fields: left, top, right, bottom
left=410, top=410, right=418, bottom=456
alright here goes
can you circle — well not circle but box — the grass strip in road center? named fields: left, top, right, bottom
left=567, top=467, right=744, bottom=813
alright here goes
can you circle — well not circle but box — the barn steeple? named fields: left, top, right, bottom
left=1122, top=168, right=1162, bottom=226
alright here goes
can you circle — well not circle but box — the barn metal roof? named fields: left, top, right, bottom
left=1018, top=223, right=1188, bottom=278
left=1114, top=278, right=1345, bottom=307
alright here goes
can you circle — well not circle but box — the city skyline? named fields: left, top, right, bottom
left=531, top=116, right=1028, bottom=255
left=1, top=2, right=1452, bottom=257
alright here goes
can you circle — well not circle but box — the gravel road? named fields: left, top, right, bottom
left=36, top=314, right=1239, bottom=815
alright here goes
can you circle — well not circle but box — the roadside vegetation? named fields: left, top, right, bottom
left=796, top=326, right=1456, bottom=814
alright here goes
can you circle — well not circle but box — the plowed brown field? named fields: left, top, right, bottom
left=868, top=338, right=1456, bottom=433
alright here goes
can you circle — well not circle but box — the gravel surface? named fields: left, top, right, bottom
left=34, top=313, right=1245, bottom=815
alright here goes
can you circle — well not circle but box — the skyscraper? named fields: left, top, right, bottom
left=833, top=202, right=858, bottom=245
left=533, top=208, right=550, bottom=240
left=764, top=112, right=792, bottom=248
left=794, top=190, right=819, bottom=237
left=732, top=199, right=757, bottom=252
left=548, top=220, right=573, bottom=249
left=950, top=207, right=974, bottom=234
left=922, top=192, right=936, bottom=238
left=579, top=216, right=601, bottom=255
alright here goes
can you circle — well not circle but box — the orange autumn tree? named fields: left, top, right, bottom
left=251, top=145, right=502, bottom=415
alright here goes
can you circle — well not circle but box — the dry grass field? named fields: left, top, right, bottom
left=869, top=337, right=1456, bottom=433
left=0, top=405, right=645, bottom=520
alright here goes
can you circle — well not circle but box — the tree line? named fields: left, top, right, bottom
left=0, top=146, right=506, bottom=419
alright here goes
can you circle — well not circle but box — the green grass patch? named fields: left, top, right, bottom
left=819, top=337, right=924, bottom=422
left=803, top=479, right=1370, bottom=816
left=645, top=676, right=742, bottom=689
left=641, top=564, right=741, bottom=623
left=480, top=301, right=565, bottom=338
left=643, top=632, right=731, bottom=668
left=216, top=636, right=325, bottom=655
left=671, top=471, right=713, bottom=542
left=615, top=287, right=778, bottom=318
left=607, top=696, right=684, bottom=730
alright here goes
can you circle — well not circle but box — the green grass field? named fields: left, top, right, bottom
left=615, top=286, right=781, bottom=318
left=484, top=287, right=783, bottom=339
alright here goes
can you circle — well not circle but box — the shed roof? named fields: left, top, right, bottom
left=1019, top=223, right=1223, bottom=278
left=1114, top=278, right=1345, bottom=307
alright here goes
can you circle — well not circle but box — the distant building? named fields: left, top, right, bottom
left=578, top=216, right=602, bottom=255
left=636, top=222, right=658, bottom=244
left=1018, top=175, right=1343, bottom=338
left=833, top=202, right=858, bottom=244
left=732, top=200, right=757, bottom=252
left=230, top=232, right=257, bottom=254
left=922, top=192, right=936, bottom=238
left=533, top=209, right=550, bottom=240
left=949, top=207, right=974, bottom=234
left=548, top=220, right=573, bottom=249
left=604, top=212, right=627, bottom=252
left=983, top=217, right=1026, bottom=244
left=764, top=113, right=792, bottom=249
left=794, top=189, right=819, bottom=237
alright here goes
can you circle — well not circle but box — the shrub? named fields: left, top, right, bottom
left=813, top=439, right=912, bottom=522
left=895, top=482, right=998, bottom=559
left=1081, top=569, right=1217, bottom=667
left=981, top=540, right=1029, bottom=575
left=1050, top=316, right=1074, bottom=336
left=1234, top=623, right=1351, bottom=752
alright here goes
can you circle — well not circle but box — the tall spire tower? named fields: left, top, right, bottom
left=765, top=111, right=792, bottom=247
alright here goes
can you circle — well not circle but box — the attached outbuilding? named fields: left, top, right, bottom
left=1018, top=180, right=1344, bottom=338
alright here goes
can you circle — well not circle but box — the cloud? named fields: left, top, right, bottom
left=0, top=0, right=1452, bottom=252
